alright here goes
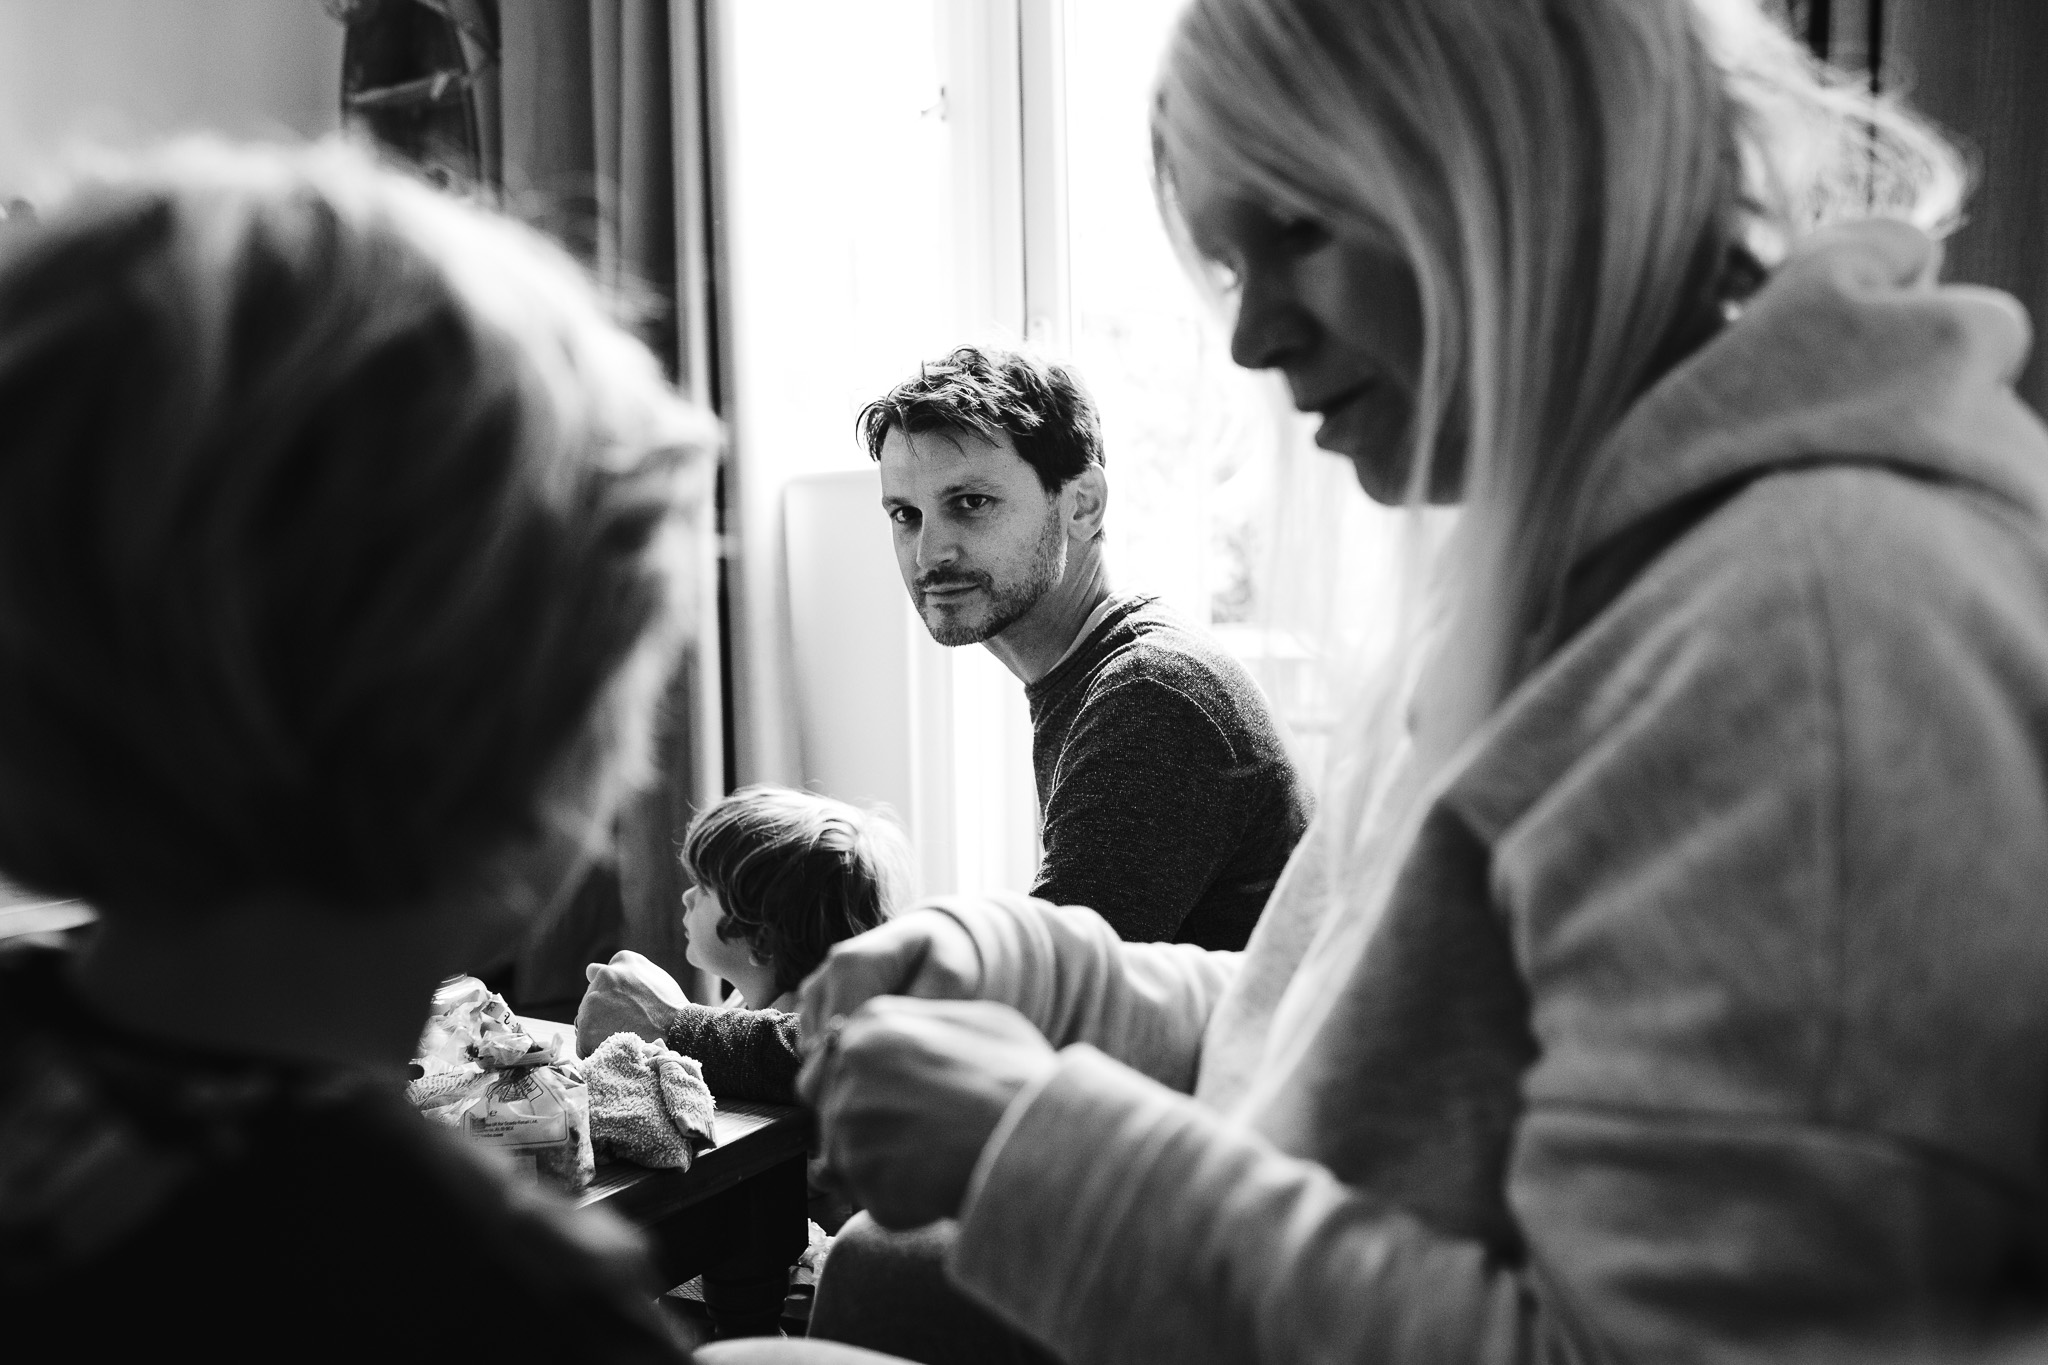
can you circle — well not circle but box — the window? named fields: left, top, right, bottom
left=1046, top=0, right=1403, bottom=788
left=717, top=0, right=1403, bottom=899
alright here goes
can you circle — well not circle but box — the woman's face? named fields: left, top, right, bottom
left=1176, top=156, right=1435, bottom=504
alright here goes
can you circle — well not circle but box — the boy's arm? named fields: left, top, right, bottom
left=662, top=1004, right=803, bottom=1103
left=576, top=952, right=805, bottom=1103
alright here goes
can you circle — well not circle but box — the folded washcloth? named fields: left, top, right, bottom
left=585, top=1032, right=717, bottom=1169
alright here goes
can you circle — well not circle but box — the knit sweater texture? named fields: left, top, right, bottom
left=662, top=1002, right=800, bottom=1103
left=927, top=222, right=2048, bottom=1363
left=1024, top=594, right=1311, bottom=948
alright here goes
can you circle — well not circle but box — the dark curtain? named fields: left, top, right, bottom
left=337, top=0, right=724, bottom=1013
left=1792, top=0, right=2048, bottom=415
left=334, top=0, right=490, bottom=182
left=1878, top=0, right=2048, bottom=416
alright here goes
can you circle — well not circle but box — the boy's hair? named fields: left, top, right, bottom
left=680, top=786, right=912, bottom=999
left=0, top=139, right=715, bottom=916
left=855, top=344, right=1104, bottom=496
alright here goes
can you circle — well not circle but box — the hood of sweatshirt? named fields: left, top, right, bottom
left=1579, top=218, right=2048, bottom=555
left=1199, top=218, right=2048, bottom=1127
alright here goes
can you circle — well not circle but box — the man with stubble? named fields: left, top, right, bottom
left=867, top=344, right=1310, bottom=949
left=571, top=347, right=1308, bottom=1120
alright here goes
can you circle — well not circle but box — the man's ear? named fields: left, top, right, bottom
left=1064, top=465, right=1108, bottom=543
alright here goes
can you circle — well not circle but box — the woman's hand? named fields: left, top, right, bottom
left=804, top=997, right=1057, bottom=1229
left=796, top=910, right=984, bottom=1065
left=575, top=949, right=687, bottom=1056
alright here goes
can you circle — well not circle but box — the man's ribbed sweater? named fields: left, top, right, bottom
left=1024, top=594, right=1310, bottom=948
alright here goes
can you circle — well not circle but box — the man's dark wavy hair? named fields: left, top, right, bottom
left=855, top=344, right=1104, bottom=494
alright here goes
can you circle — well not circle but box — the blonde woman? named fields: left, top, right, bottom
left=794, top=1, right=2048, bottom=1362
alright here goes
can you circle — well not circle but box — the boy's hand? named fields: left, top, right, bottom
left=576, top=950, right=687, bottom=1056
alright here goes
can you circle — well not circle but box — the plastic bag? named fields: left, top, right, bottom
left=412, top=976, right=563, bottom=1075
left=406, top=975, right=594, bottom=1191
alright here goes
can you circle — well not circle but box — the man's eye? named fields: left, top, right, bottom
left=957, top=495, right=992, bottom=512
left=888, top=507, right=919, bottom=526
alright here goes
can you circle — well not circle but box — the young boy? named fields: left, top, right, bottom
left=681, top=786, right=910, bottom=1013
left=0, top=139, right=714, bottom=1360
left=577, top=786, right=910, bottom=1102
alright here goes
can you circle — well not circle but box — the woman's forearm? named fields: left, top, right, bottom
left=928, top=891, right=1237, bottom=1092
left=951, top=1047, right=2019, bottom=1365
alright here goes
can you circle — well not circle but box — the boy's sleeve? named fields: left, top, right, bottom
left=662, top=1004, right=802, bottom=1103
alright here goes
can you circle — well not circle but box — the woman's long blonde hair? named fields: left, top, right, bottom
left=1154, top=0, right=1963, bottom=821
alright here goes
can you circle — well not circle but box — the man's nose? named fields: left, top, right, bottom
left=915, top=524, right=961, bottom=571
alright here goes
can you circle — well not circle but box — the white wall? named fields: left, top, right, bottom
left=0, top=0, right=342, bottom=195
left=713, top=0, right=1041, bottom=898
left=785, top=470, right=944, bottom=895
left=713, top=0, right=951, bottom=793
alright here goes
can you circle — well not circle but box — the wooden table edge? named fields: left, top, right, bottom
left=577, top=1107, right=811, bottom=1220
left=511, top=1014, right=811, bottom=1221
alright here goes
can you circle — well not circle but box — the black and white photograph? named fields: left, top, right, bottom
left=4, top=2, right=2048, bottom=1361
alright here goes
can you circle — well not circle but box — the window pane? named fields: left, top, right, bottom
left=1064, top=1, right=1261, bottom=625
left=1061, top=0, right=1399, bottom=789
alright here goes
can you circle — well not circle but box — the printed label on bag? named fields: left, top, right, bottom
left=463, top=1108, right=570, bottom=1149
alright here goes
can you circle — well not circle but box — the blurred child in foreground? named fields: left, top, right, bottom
left=0, top=139, right=713, bottom=1360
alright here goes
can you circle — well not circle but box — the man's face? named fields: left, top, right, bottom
left=878, top=427, right=1067, bottom=647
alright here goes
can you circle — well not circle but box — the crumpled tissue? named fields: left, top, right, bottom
left=407, top=975, right=593, bottom=1191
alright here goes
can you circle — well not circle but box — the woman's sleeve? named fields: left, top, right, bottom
left=924, top=891, right=1239, bottom=1093
left=662, top=1003, right=802, bottom=1103
left=949, top=1049, right=2024, bottom=1365
left=946, top=475, right=2048, bottom=1363
left=951, top=1048, right=1540, bottom=1364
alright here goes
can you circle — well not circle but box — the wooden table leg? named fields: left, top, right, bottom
left=638, top=1153, right=811, bottom=1339
left=701, top=1152, right=811, bottom=1338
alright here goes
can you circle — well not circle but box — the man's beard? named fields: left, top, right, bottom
left=916, top=504, right=1067, bottom=647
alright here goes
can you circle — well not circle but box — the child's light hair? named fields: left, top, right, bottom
left=680, top=786, right=913, bottom=999
left=0, top=137, right=716, bottom=916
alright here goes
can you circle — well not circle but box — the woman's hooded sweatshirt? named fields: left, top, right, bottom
left=919, top=221, right=2048, bottom=1364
